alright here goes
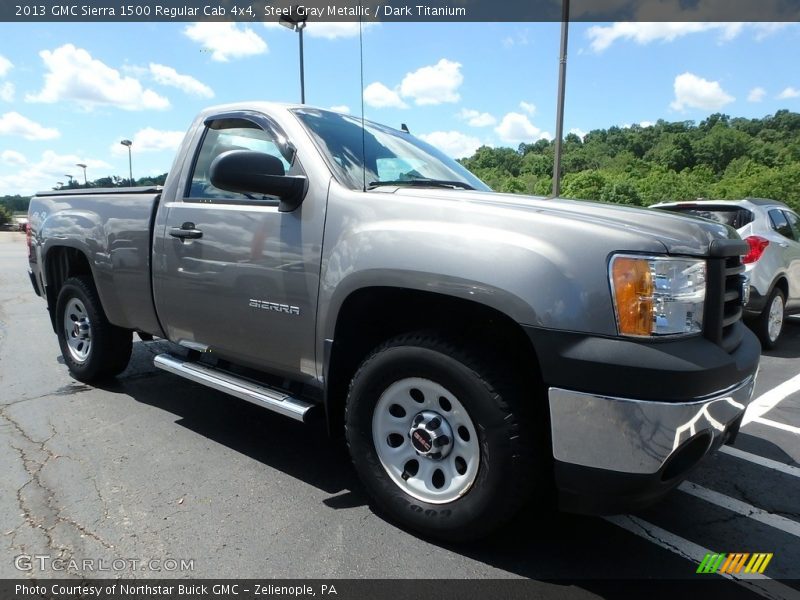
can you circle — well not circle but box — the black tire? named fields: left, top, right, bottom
left=755, top=287, right=786, bottom=350
left=345, top=332, right=544, bottom=541
left=55, top=276, right=132, bottom=382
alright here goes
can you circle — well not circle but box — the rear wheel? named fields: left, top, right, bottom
left=756, top=287, right=785, bottom=350
left=56, top=276, right=132, bottom=382
left=345, top=332, right=543, bottom=541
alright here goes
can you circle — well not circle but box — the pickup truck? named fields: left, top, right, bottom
left=27, top=103, right=760, bottom=540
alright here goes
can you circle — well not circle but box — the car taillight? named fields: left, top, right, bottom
left=26, top=223, right=32, bottom=258
left=743, top=236, right=769, bottom=264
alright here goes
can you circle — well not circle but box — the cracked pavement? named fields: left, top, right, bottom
left=0, top=231, right=798, bottom=590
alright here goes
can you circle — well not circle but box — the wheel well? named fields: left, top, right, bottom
left=324, top=287, right=542, bottom=436
left=44, top=246, right=92, bottom=330
left=773, top=277, right=789, bottom=300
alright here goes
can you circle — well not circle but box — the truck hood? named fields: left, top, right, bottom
left=386, top=188, right=739, bottom=256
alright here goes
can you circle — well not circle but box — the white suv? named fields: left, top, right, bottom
left=653, top=198, right=800, bottom=348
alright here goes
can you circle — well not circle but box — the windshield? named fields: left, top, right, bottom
left=292, top=108, right=490, bottom=192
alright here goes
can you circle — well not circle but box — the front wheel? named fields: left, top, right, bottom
left=55, top=276, right=132, bottom=382
left=756, top=287, right=786, bottom=350
left=345, top=333, right=542, bottom=541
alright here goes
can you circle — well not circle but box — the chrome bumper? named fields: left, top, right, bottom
left=548, top=375, right=756, bottom=475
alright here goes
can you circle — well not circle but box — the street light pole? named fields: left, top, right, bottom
left=279, top=13, right=308, bottom=104
left=76, top=163, right=87, bottom=186
left=551, top=0, right=570, bottom=198
left=120, top=140, right=133, bottom=186
left=299, top=22, right=305, bottom=104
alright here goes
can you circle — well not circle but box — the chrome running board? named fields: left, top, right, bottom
left=154, top=354, right=314, bottom=422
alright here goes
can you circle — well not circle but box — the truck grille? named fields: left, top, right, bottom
left=704, top=248, right=746, bottom=354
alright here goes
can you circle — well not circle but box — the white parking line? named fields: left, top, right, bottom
left=679, top=482, right=800, bottom=539
left=604, top=515, right=793, bottom=600
left=720, top=446, right=800, bottom=479
left=752, top=417, right=800, bottom=436
left=743, top=373, right=800, bottom=425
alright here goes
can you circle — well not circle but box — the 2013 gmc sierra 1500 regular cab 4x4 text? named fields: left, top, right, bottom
left=27, top=103, right=760, bottom=540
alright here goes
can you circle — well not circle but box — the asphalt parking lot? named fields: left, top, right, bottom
left=1, top=230, right=798, bottom=597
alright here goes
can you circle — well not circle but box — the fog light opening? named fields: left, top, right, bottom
left=661, top=432, right=713, bottom=482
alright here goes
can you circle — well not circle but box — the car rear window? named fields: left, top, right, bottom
left=659, top=205, right=754, bottom=229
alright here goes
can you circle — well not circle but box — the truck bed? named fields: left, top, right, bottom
left=28, top=187, right=163, bottom=337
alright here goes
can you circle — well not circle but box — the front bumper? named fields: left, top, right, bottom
left=524, top=323, right=760, bottom=514
left=550, top=375, right=755, bottom=513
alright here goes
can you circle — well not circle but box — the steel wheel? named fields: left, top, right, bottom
left=372, top=377, right=480, bottom=504
left=767, top=293, right=784, bottom=343
left=63, top=297, right=92, bottom=363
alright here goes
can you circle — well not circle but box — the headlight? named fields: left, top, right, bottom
left=610, top=254, right=706, bottom=337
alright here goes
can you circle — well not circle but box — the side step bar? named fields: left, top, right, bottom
left=153, top=354, right=314, bottom=422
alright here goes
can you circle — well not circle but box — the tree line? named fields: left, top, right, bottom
left=459, top=110, right=800, bottom=211
left=0, top=174, right=168, bottom=225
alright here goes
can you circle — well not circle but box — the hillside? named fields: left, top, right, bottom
left=459, top=110, right=800, bottom=210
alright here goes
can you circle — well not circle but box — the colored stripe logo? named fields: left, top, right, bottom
left=697, top=553, right=773, bottom=574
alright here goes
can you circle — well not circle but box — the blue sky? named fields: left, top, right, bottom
left=0, top=21, right=799, bottom=195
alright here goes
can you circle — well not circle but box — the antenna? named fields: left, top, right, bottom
left=359, top=1, right=367, bottom=192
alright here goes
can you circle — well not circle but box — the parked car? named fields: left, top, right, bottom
left=652, top=198, right=800, bottom=348
left=27, top=104, right=759, bottom=540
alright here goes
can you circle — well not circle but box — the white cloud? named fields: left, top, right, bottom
left=263, top=21, right=376, bottom=39
left=494, top=112, right=551, bottom=145
left=110, top=127, right=185, bottom=156
left=26, top=44, right=169, bottom=111
left=458, top=108, right=496, bottom=127
left=519, top=101, right=536, bottom=115
left=569, top=128, right=587, bottom=139
left=1, top=150, right=27, bottom=166
left=502, top=29, right=530, bottom=49
left=748, top=87, right=767, bottom=103
left=418, top=131, right=481, bottom=159
left=329, top=105, right=350, bottom=114
left=0, top=82, right=13, bottom=102
left=363, top=82, right=407, bottom=109
left=586, top=22, right=790, bottom=53
left=184, top=23, right=268, bottom=62
left=149, top=63, right=214, bottom=98
left=0, top=55, right=12, bottom=77
left=670, top=72, right=735, bottom=111
left=777, top=87, right=800, bottom=99
left=0, top=150, right=110, bottom=195
left=0, top=112, right=59, bottom=140
left=305, top=22, right=376, bottom=39
left=399, top=59, right=463, bottom=106
left=640, top=121, right=655, bottom=128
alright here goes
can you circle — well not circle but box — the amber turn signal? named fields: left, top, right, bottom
left=611, top=257, right=654, bottom=336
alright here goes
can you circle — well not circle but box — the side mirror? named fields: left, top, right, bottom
left=209, top=150, right=307, bottom=212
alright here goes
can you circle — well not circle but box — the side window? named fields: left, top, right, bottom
left=186, top=118, right=295, bottom=201
left=783, top=211, right=800, bottom=241
left=769, top=209, right=794, bottom=240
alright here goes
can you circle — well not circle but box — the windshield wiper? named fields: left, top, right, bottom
left=367, top=179, right=474, bottom=191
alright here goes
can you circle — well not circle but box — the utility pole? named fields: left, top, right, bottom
left=551, top=0, right=570, bottom=198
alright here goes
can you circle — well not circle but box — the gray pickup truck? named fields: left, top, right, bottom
left=27, top=103, right=759, bottom=540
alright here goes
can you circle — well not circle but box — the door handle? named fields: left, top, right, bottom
left=169, top=223, right=203, bottom=240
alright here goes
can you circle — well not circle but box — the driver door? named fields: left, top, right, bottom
left=154, top=113, right=324, bottom=379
